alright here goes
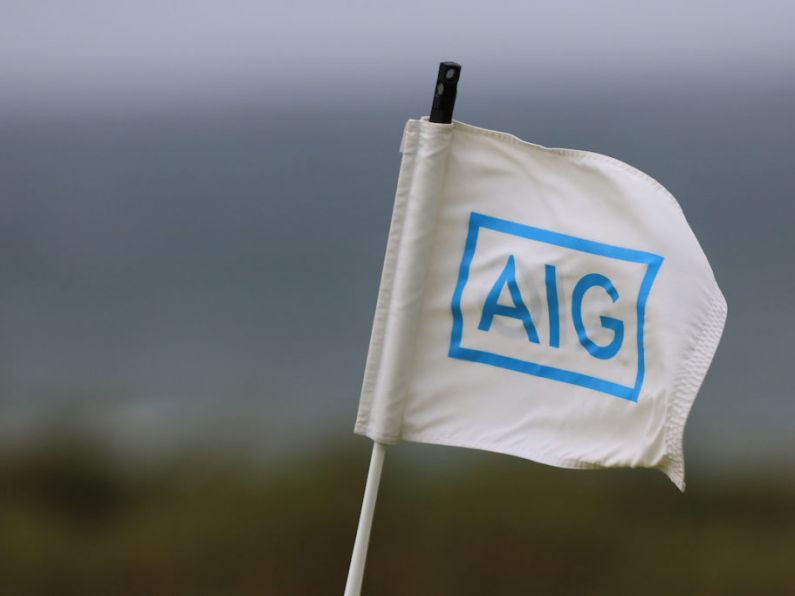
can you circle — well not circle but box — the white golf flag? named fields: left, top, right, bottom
left=355, top=118, right=726, bottom=490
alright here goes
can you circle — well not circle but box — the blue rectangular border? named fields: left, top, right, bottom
left=449, top=212, right=663, bottom=402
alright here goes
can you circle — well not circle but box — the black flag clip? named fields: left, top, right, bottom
left=429, top=61, right=461, bottom=124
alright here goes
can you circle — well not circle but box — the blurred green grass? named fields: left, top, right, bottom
left=0, top=436, right=793, bottom=595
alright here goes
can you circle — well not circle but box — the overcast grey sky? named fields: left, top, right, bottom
left=1, top=2, right=794, bottom=472
left=2, top=1, right=793, bottom=113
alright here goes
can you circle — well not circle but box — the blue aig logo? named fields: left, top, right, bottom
left=449, top=212, right=663, bottom=402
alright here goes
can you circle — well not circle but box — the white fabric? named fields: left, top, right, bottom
left=355, top=118, right=727, bottom=490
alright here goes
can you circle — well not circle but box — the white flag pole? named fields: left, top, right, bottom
left=343, top=441, right=386, bottom=596
left=344, top=62, right=461, bottom=596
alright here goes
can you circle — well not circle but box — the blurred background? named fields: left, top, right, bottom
left=1, top=1, right=794, bottom=594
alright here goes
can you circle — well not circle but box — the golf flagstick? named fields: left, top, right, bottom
left=343, top=61, right=461, bottom=596
left=343, top=441, right=386, bottom=596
